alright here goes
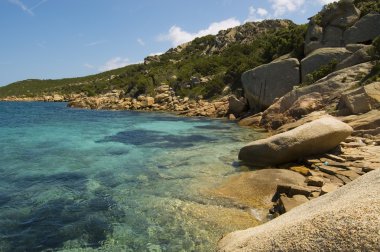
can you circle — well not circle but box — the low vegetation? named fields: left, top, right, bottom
left=354, top=0, right=380, bottom=17
left=314, top=0, right=380, bottom=25
left=303, top=59, right=339, bottom=85
left=0, top=23, right=307, bottom=100
left=360, top=36, right=380, bottom=85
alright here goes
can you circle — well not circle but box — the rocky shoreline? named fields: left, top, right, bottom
left=1, top=0, right=379, bottom=250
left=4, top=89, right=379, bottom=248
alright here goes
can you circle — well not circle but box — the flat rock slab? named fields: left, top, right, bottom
left=290, top=166, right=312, bottom=176
left=239, top=117, right=353, bottom=167
left=321, top=183, right=340, bottom=195
left=209, top=169, right=305, bottom=209
left=318, top=165, right=345, bottom=175
left=307, top=176, right=325, bottom=187
left=279, top=195, right=309, bottom=213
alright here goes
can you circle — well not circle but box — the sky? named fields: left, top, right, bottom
left=0, top=0, right=336, bottom=86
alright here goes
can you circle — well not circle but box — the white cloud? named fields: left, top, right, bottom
left=8, top=0, right=48, bottom=15
left=84, top=63, right=95, bottom=69
left=269, top=0, right=305, bottom=16
left=8, top=0, right=34, bottom=15
left=318, top=0, right=337, bottom=4
left=195, top=18, right=241, bottom=37
left=149, top=52, right=164, bottom=56
left=137, top=38, right=145, bottom=46
left=257, top=8, right=269, bottom=16
left=246, top=6, right=270, bottom=22
left=158, top=26, right=194, bottom=46
left=158, top=18, right=241, bottom=47
left=99, top=57, right=130, bottom=71
left=30, top=0, right=49, bottom=11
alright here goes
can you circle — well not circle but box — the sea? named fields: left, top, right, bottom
left=0, top=102, right=263, bottom=251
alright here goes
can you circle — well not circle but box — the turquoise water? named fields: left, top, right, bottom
left=0, top=102, right=263, bottom=251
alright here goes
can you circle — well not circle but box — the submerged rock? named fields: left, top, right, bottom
left=239, top=117, right=353, bottom=167
left=209, top=169, right=305, bottom=209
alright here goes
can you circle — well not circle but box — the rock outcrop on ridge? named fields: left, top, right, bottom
left=304, top=1, right=380, bottom=55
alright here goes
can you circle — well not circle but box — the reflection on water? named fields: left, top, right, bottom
left=0, top=102, right=265, bottom=251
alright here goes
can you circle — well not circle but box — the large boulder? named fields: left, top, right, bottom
left=260, top=93, right=324, bottom=130
left=275, top=111, right=329, bottom=134
left=218, top=169, right=380, bottom=252
left=301, top=47, right=352, bottom=82
left=228, top=96, right=248, bottom=117
left=340, top=82, right=380, bottom=114
left=336, top=45, right=375, bottom=70
left=319, top=0, right=360, bottom=28
left=260, top=62, right=374, bottom=130
left=344, top=13, right=380, bottom=44
left=304, top=21, right=324, bottom=55
left=238, top=113, right=262, bottom=127
left=341, top=109, right=380, bottom=131
left=304, top=1, right=360, bottom=55
left=239, top=117, right=353, bottom=167
left=242, top=58, right=300, bottom=111
left=322, top=26, right=344, bottom=48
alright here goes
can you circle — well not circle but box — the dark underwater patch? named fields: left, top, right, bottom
left=94, top=171, right=125, bottom=188
left=107, top=149, right=129, bottom=156
left=194, top=124, right=232, bottom=130
left=11, top=172, right=88, bottom=192
left=0, top=193, right=11, bottom=206
left=97, top=129, right=215, bottom=148
left=88, top=195, right=117, bottom=211
left=0, top=194, right=122, bottom=251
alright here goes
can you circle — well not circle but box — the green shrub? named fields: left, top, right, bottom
left=373, top=36, right=380, bottom=57
left=360, top=61, right=380, bottom=85
left=304, top=59, right=338, bottom=85
left=0, top=21, right=307, bottom=101
left=314, top=0, right=380, bottom=26
left=354, top=0, right=380, bottom=17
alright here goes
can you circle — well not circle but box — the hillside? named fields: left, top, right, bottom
left=0, top=0, right=378, bottom=109
left=0, top=20, right=305, bottom=99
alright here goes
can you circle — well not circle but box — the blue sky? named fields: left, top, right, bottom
left=0, top=0, right=335, bottom=86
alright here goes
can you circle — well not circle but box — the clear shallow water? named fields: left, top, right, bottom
left=0, top=102, right=263, bottom=251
